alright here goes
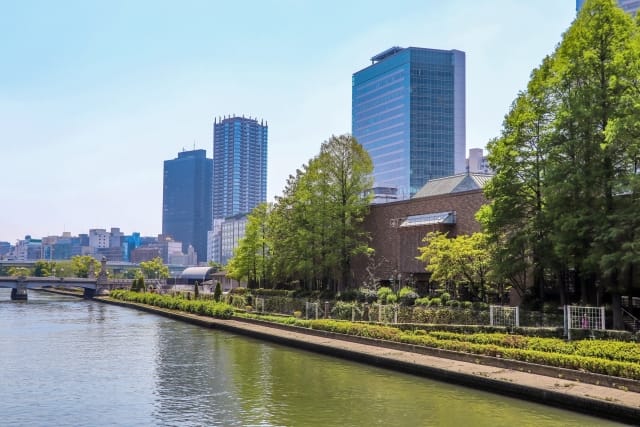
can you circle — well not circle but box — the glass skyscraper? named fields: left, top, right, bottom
left=577, top=0, right=640, bottom=13
left=162, top=149, right=213, bottom=264
left=209, top=116, right=267, bottom=263
left=212, top=116, right=268, bottom=219
left=352, top=46, right=466, bottom=200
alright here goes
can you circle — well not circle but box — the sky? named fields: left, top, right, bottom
left=0, top=1, right=576, bottom=243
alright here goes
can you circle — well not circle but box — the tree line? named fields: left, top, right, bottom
left=477, top=0, right=640, bottom=328
left=227, top=134, right=373, bottom=292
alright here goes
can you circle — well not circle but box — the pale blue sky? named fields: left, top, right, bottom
left=0, top=1, right=575, bottom=243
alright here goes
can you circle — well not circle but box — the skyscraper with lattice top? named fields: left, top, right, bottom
left=209, top=116, right=267, bottom=263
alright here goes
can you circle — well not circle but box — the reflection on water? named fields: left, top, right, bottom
left=0, top=290, right=622, bottom=426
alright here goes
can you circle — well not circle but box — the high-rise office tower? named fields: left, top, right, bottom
left=352, top=46, right=466, bottom=200
left=212, top=116, right=268, bottom=219
left=209, top=116, right=267, bottom=263
left=577, top=0, right=640, bottom=13
left=162, top=149, right=213, bottom=264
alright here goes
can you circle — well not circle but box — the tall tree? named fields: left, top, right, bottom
left=483, top=0, right=640, bottom=326
left=479, top=56, right=557, bottom=304
left=227, top=203, right=272, bottom=288
left=546, top=0, right=640, bottom=312
left=228, top=134, right=373, bottom=292
left=316, top=134, right=373, bottom=290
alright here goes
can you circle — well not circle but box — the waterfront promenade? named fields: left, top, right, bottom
left=95, top=295, right=640, bottom=425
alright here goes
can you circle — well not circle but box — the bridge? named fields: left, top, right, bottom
left=0, top=257, right=134, bottom=300
left=0, top=276, right=136, bottom=300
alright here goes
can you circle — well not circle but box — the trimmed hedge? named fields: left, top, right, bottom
left=238, top=313, right=640, bottom=380
left=109, top=290, right=234, bottom=319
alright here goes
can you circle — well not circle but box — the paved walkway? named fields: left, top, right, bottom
left=217, top=318, right=640, bottom=422
left=88, top=295, right=640, bottom=424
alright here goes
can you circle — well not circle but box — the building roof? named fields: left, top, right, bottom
left=179, top=266, right=215, bottom=280
left=413, top=173, right=493, bottom=199
left=400, top=211, right=456, bottom=227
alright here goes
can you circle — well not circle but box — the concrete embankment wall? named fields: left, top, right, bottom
left=87, top=295, right=640, bottom=425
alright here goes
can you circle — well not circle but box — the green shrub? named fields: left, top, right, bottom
left=446, top=299, right=460, bottom=308
left=428, top=297, right=442, bottom=307
left=358, top=287, right=378, bottom=303
left=233, top=309, right=640, bottom=380
left=377, top=287, right=394, bottom=304
left=461, top=301, right=473, bottom=309
left=398, top=287, right=419, bottom=306
left=213, top=281, right=222, bottom=302
left=472, top=301, right=488, bottom=310
left=415, top=297, right=430, bottom=306
left=331, top=301, right=357, bottom=319
left=386, top=293, right=398, bottom=304
left=108, top=290, right=234, bottom=319
left=440, top=292, right=451, bottom=305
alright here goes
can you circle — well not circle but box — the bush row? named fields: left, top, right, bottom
left=238, top=313, right=640, bottom=380
left=109, top=290, right=234, bottom=319
left=420, top=331, right=640, bottom=364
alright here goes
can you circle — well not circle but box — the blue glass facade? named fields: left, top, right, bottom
left=577, top=0, right=640, bottom=13
left=352, top=47, right=465, bottom=198
left=162, top=149, right=213, bottom=263
left=212, top=116, right=268, bottom=219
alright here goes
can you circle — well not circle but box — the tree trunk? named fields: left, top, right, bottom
left=611, top=292, right=623, bottom=330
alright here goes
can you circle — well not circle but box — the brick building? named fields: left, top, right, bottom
left=352, top=173, right=491, bottom=290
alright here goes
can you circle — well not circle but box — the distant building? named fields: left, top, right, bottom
left=162, top=149, right=213, bottom=264
left=220, top=214, right=248, bottom=266
left=577, top=0, right=640, bottom=13
left=0, top=241, right=11, bottom=258
left=466, top=148, right=493, bottom=174
left=352, top=46, right=466, bottom=200
left=209, top=116, right=268, bottom=263
left=89, top=229, right=110, bottom=250
left=130, top=246, right=162, bottom=263
left=169, top=245, right=197, bottom=266
left=13, top=236, right=42, bottom=261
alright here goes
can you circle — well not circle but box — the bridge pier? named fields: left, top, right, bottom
left=11, top=286, right=28, bottom=301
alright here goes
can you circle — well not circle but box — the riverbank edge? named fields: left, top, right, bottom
left=80, top=294, right=639, bottom=425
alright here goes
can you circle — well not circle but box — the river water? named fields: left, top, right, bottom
left=0, top=291, right=622, bottom=426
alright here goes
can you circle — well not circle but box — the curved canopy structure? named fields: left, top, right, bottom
left=179, top=267, right=215, bottom=282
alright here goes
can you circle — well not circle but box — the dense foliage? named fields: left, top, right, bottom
left=417, top=232, right=501, bottom=303
left=70, top=255, right=101, bottom=278
left=228, top=134, right=373, bottom=291
left=139, top=257, right=169, bottom=279
left=109, top=290, right=234, bottom=319
left=480, top=0, right=640, bottom=325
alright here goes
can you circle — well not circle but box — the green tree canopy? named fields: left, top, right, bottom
left=71, top=255, right=101, bottom=278
left=417, top=232, right=497, bottom=302
left=139, top=257, right=169, bottom=279
left=33, top=260, right=56, bottom=277
left=228, top=134, right=373, bottom=292
left=482, top=0, right=640, bottom=324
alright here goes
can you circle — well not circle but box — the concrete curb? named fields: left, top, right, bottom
left=93, top=297, right=640, bottom=425
left=235, top=316, right=640, bottom=393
